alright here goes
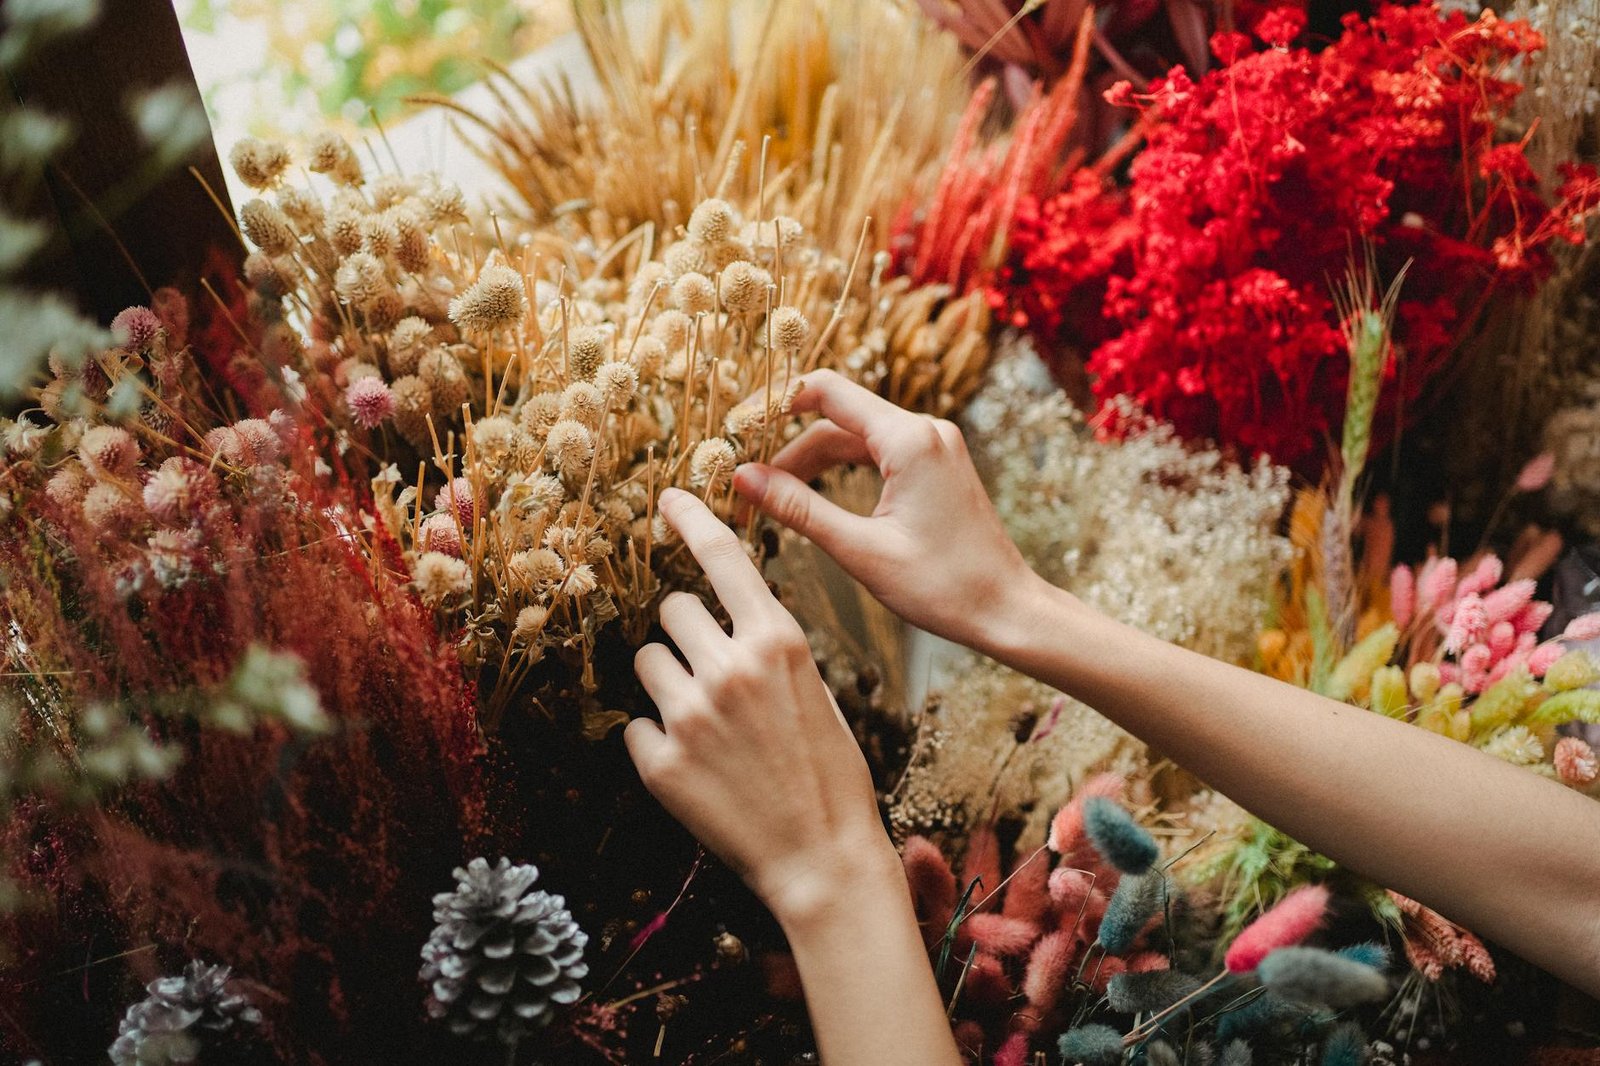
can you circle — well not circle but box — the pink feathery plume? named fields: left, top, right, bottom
left=1224, top=884, right=1330, bottom=973
left=1390, top=565, right=1416, bottom=629
left=994, top=1032, right=1031, bottom=1066
left=1514, top=600, right=1554, bottom=635
left=1445, top=594, right=1488, bottom=653
left=1482, top=579, right=1536, bottom=626
left=1048, top=867, right=1097, bottom=913
left=965, top=951, right=1011, bottom=1006
left=1126, top=950, right=1172, bottom=973
left=1457, top=928, right=1497, bottom=983
left=1486, top=620, right=1517, bottom=658
left=1529, top=640, right=1567, bottom=677
left=1047, top=773, right=1124, bottom=855
left=1002, top=848, right=1054, bottom=926
left=1516, top=452, right=1556, bottom=492
left=965, top=912, right=1040, bottom=956
left=1564, top=612, right=1600, bottom=642
left=963, top=823, right=1003, bottom=896
left=1458, top=555, right=1504, bottom=599
left=1090, top=953, right=1127, bottom=993
left=1420, top=557, right=1458, bottom=615
left=1022, top=930, right=1077, bottom=1017
left=902, top=836, right=958, bottom=939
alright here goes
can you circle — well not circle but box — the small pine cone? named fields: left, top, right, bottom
left=108, top=960, right=262, bottom=1066
left=420, top=858, right=588, bottom=1046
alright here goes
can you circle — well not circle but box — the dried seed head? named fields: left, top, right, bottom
left=560, top=382, right=605, bottom=429
left=46, top=463, right=91, bottom=509
left=672, top=272, right=715, bottom=316
left=547, top=419, right=595, bottom=479
left=687, top=198, right=736, bottom=244
left=472, top=415, right=517, bottom=461
left=412, top=551, right=471, bottom=606
left=142, top=457, right=217, bottom=524
left=328, top=206, right=364, bottom=256
left=723, top=401, right=767, bottom=438
left=418, top=349, right=469, bottom=415
left=707, top=240, right=754, bottom=271
left=307, top=131, right=363, bottom=185
left=338, top=358, right=382, bottom=387
left=718, top=261, right=771, bottom=314
left=519, top=392, right=563, bottom=436
left=111, top=306, right=164, bottom=351
left=769, top=306, right=811, bottom=350
left=83, top=481, right=141, bottom=531
left=240, top=199, right=296, bottom=255
left=628, top=262, right=667, bottom=310
left=229, top=137, right=292, bottom=189
left=422, top=181, right=468, bottom=224
left=360, top=213, right=398, bottom=259
left=651, top=309, right=693, bottom=351
left=689, top=438, right=737, bottom=492
left=512, top=604, right=550, bottom=641
left=334, top=251, right=390, bottom=306
left=388, top=317, right=433, bottom=376
left=508, top=547, right=565, bottom=591
left=368, top=174, right=414, bottom=210
left=392, top=209, right=430, bottom=273
left=523, top=475, right=565, bottom=515
left=390, top=375, right=433, bottom=443
left=664, top=240, right=711, bottom=279
left=243, top=252, right=290, bottom=298
left=449, top=262, right=527, bottom=333
left=419, top=513, right=464, bottom=557
left=567, top=325, right=607, bottom=382
left=630, top=336, right=667, bottom=379
left=78, top=425, right=139, bottom=479
left=596, top=361, right=638, bottom=407
left=277, top=187, right=324, bottom=228
left=345, top=376, right=396, bottom=428
left=435, top=476, right=479, bottom=531
left=561, top=563, right=598, bottom=597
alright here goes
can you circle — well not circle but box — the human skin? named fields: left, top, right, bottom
left=630, top=369, right=1600, bottom=1063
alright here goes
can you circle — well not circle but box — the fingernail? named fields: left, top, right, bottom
left=659, top=486, right=689, bottom=509
left=733, top=463, right=768, bottom=497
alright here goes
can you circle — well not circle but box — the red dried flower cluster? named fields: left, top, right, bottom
left=995, top=5, right=1600, bottom=470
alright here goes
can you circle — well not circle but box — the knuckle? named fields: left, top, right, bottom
left=931, top=418, right=964, bottom=448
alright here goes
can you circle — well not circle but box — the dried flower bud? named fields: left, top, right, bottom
left=628, top=262, right=667, bottom=309
left=472, top=415, right=517, bottom=462
left=449, top=262, right=526, bottom=333
left=307, top=131, right=363, bottom=185
left=328, top=206, right=364, bottom=256
left=672, top=272, right=715, bottom=316
left=387, top=317, right=433, bottom=376
left=345, top=377, right=396, bottom=429
left=547, top=420, right=595, bottom=479
left=243, top=252, right=290, bottom=298
left=513, top=605, right=550, bottom=641
left=718, top=261, right=771, bottom=314
left=419, top=513, right=464, bottom=557
left=111, top=306, right=164, bottom=351
left=435, top=476, right=479, bottom=531
left=422, top=181, right=468, bottom=224
left=596, top=362, right=637, bottom=407
left=651, top=309, right=692, bottom=351
left=418, top=349, right=469, bottom=415
left=768, top=306, right=810, bottom=351
left=664, top=240, right=711, bottom=279
left=391, top=375, right=433, bottom=444
left=240, top=199, right=296, bottom=255
left=338, top=358, right=382, bottom=387
left=335, top=251, right=390, bottom=306
left=567, top=325, right=607, bottom=382
left=413, top=551, right=471, bottom=606
left=560, top=382, right=604, bottom=428
left=78, top=425, right=139, bottom=479
left=689, top=438, right=737, bottom=493
left=83, top=482, right=141, bottom=531
left=561, top=563, right=598, bottom=597
left=630, top=336, right=667, bottom=379
left=360, top=213, right=398, bottom=259
left=688, top=199, right=736, bottom=244
left=392, top=209, right=430, bottom=273
left=277, top=187, right=323, bottom=228
left=706, top=240, right=754, bottom=271
left=519, top=392, right=563, bottom=436
left=143, top=456, right=216, bottom=524
left=723, top=401, right=767, bottom=438
left=229, top=137, right=291, bottom=189
left=508, top=547, right=564, bottom=591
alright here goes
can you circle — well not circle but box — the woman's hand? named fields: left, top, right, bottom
left=624, top=487, right=899, bottom=924
left=732, top=370, right=1039, bottom=656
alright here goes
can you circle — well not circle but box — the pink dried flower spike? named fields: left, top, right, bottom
left=1224, top=884, right=1330, bottom=973
left=1515, top=452, right=1556, bottom=492
left=1564, top=612, right=1600, bottom=642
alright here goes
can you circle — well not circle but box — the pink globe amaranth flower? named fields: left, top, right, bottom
left=1555, top=737, right=1599, bottom=786
left=1390, top=565, right=1416, bottom=629
left=111, top=305, right=164, bottom=350
left=1516, top=452, right=1556, bottom=492
left=418, top=513, right=463, bottom=557
left=142, top=457, right=217, bottom=524
left=345, top=376, right=396, bottom=429
left=434, top=476, right=478, bottom=532
left=1225, top=884, right=1330, bottom=973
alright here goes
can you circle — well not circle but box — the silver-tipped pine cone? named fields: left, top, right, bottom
left=419, top=857, right=589, bottom=1045
left=108, top=961, right=262, bottom=1066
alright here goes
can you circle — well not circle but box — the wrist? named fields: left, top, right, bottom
left=969, top=569, right=1082, bottom=668
left=762, top=833, right=908, bottom=935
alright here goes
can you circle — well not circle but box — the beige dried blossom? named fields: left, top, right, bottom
left=566, top=325, right=607, bottom=382
left=513, top=605, right=550, bottom=642
left=559, top=382, right=604, bottom=429
left=546, top=420, right=594, bottom=479
left=417, top=349, right=469, bottom=415
left=240, top=199, right=296, bottom=256
left=518, top=393, right=562, bottom=436
left=768, top=306, right=811, bottom=351
left=689, top=438, right=737, bottom=493
left=672, top=272, right=716, bottom=316
left=595, top=361, right=637, bottom=408
left=307, top=131, right=363, bottom=185
left=413, top=551, right=471, bottom=606
left=229, top=137, right=291, bottom=189
left=717, top=261, right=771, bottom=315
left=448, top=262, right=526, bottom=333
left=78, top=425, right=139, bottom=479
left=334, top=252, right=390, bottom=307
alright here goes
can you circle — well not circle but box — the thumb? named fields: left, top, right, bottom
left=734, top=462, right=868, bottom=561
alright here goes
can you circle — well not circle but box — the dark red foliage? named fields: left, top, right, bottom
left=991, top=5, right=1600, bottom=472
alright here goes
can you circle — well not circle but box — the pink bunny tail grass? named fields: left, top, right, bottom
left=965, top=951, right=1011, bottom=1006
left=1002, top=847, right=1054, bottom=926
left=1459, top=555, right=1504, bottom=598
left=1565, top=612, right=1600, bottom=642
left=965, top=912, right=1042, bottom=957
left=1529, top=640, right=1567, bottom=677
left=1047, top=773, right=1124, bottom=855
left=1224, top=884, right=1331, bottom=973
left=1482, top=579, right=1537, bottom=626
left=952, top=1020, right=985, bottom=1058
left=902, top=835, right=958, bottom=938
left=1420, top=557, right=1458, bottom=615
left=1022, top=930, right=1077, bottom=1016
left=994, top=1032, right=1031, bottom=1066
left=1516, top=452, right=1556, bottom=492
left=1390, top=565, right=1416, bottom=629
left=1446, top=594, right=1489, bottom=653
left=1515, top=600, right=1555, bottom=635
left=1090, top=953, right=1128, bottom=994
left=1048, top=867, right=1098, bottom=914
left=1127, top=951, right=1172, bottom=974
left=963, top=823, right=1002, bottom=896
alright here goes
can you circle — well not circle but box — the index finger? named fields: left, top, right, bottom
left=787, top=369, right=923, bottom=457
left=657, top=487, right=777, bottom=627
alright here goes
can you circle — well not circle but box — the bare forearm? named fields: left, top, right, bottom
left=984, top=578, right=1600, bottom=995
left=774, top=843, right=962, bottom=1066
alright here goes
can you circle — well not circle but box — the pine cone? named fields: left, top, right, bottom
left=108, top=961, right=262, bottom=1066
left=420, top=857, right=589, bottom=1045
